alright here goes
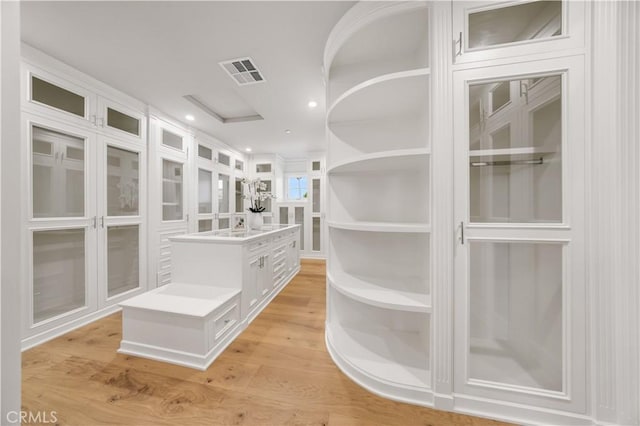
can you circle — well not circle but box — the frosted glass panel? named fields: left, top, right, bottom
left=107, top=108, right=140, bottom=136
left=235, top=178, right=244, bottom=213
left=235, top=159, right=244, bottom=171
left=280, top=207, right=288, bottom=225
left=295, top=206, right=304, bottom=250
left=469, top=76, right=562, bottom=223
left=198, top=144, right=212, bottom=160
left=32, top=126, right=85, bottom=218
left=312, top=217, right=321, bottom=251
left=218, top=152, right=230, bottom=166
left=256, top=163, right=271, bottom=173
left=162, top=160, right=183, bottom=221
left=219, top=218, right=230, bottom=229
left=162, top=129, right=183, bottom=150
left=469, top=241, right=563, bottom=392
left=218, top=174, right=230, bottom=213
left=33, top=229, right=86, bottom=323
left=312, top=161, right=321, bottom=171
left=198, top=169, right=212, bottom=213
left=107, top=146, right=139, bottom=216
left=199, top=219, right=212, bottom=232
left=312, top=178, right=321, bottom=213
left=31, top=76, right=84, bottom=117
left=468, top=1, right=562, bottom=50
left=107, top=225, right=139, bottom=297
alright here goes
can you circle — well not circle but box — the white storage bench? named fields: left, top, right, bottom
left=118, top=283, right=242, bottom=370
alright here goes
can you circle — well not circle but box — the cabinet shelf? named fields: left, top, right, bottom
left=328, top=271, right=431, bottom=313
left=327, top=220, right=430, bottom=233
left=328, top=149, right=430, bottom=175
left=325, top=2, right=429, bottom=105
left=328, top=70, right=430, bottom=125
left=469, top=146, right=558, bottom=161
left=327, top=321, right=430, bottom=390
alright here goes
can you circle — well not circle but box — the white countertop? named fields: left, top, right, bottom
left=169, top=224, right=300, bottom=244
left=120, top=283, right=241, bottom=317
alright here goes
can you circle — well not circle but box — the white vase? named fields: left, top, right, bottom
left=247, top=212, right=263, bottom=230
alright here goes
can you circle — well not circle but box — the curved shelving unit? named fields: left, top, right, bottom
left=325, top=2, right=429, bottom=106
left=327, top=149, right=430, bottom=175
left=328, top=271, right=431, bottom=313
left=328, top=70, right=430, bottom=125
left=325, top=325, right=432, bottom=397
left=324, top=1, right=432, bottom=405
left=327, top=220, right=430, bottom=233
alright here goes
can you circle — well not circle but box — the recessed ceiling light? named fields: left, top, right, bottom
left=185, top=114, right=195, bottom=121
left=245, top=147, right=252, bottom=152
left=285, top=129, right=292, bottom=134
left=308, top=100, right=318, bottom=108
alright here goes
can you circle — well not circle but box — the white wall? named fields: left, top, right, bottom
left=1, top=1, right=22, bottom=422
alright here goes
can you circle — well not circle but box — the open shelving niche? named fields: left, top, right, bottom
left=324, top=1, right=432, bottom=405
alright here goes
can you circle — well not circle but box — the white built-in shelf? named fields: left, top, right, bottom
left=327, top=322, right=431, bottom=390
left=328, top=70, right=430, bottom=124
left=162, top=178, right=182, bottom=183
left=328, top=149, right=430, bottom=175
left=325, top=2, right=429, bottom=105
left=327, top=220, right=431, bottom=233
left=469, top=146, right=558, bottom=160
left=328, top=271, right=431, bottom=313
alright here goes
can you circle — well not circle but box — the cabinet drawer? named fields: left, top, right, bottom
left=274, top=232, right=287, bottom=242
left=273, top=259, right=286, bottom=277
left=248, top=238, right=269, bottom=252
left=273, top=244, right=287, bottom=260
left=274, top=269, right=287, bottom=287
left=213, top=300, right=240, bottom=341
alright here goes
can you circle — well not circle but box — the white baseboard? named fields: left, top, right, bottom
left=21, top=304, right=122, bottom=351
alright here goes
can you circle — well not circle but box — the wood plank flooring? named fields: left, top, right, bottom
left=22, top=260, right=509, bottom=426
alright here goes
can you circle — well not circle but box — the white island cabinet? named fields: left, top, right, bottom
left=119, top=224, right=300, bottom=370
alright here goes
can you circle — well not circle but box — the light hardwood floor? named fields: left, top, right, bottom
left=22, top=259, right=509, bottom=426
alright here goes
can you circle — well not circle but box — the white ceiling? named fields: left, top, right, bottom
left=21, top=1, right=355, bottom=158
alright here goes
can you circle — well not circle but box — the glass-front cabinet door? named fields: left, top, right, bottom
left=97, top=138, right=146, bottom=306
left=453, top=57, right=586, bottom=412
left=26, top=114, right=97, bottom=332
left=453, top=0, right=585, bottom=64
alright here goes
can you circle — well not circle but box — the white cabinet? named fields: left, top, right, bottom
left=322, top=0, right=590, bottom=423
left=249, top=154, right=285, bottom=224
left=149, top=117, right=191, bottom=288
left=23, top=90, right=147, bottom=347
left=453, top=56, right=587, bottom=415
left=246, top=248, right=271, bottom=316
left=324, top=1, right=432, bottom=406
left=309, top=157, right=325, bottom=256
left=277, top=203, right=306, bottom=252
left=24, top=58, right=146, bottom=143
left=452, top=0, right=586, bottom=65
left=119, top=225, right=300, bottom=370
left=194, top=133, right=247, bottom=232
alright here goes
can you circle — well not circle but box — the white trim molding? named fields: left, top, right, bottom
left=591, top=1, right=640, bottom=424
left=431, top=1, right=455, bottom=404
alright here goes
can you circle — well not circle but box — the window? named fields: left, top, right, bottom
left=287, top=175, right=308, bottom=200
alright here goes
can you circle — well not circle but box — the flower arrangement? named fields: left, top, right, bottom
left=242, top=178, right=274, bottom=213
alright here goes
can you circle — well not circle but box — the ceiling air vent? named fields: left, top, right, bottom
left=219, top=57, right=265, bottom=86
